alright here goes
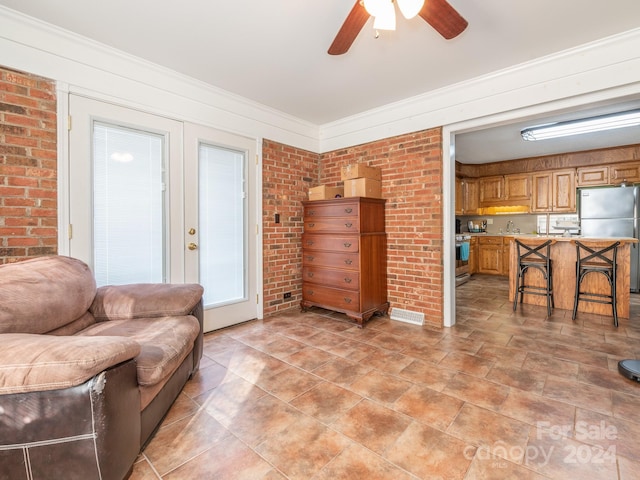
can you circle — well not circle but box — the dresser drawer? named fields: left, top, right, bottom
left=304, top=218, right=360, bottom=234
left=302, top=251, right=359, bottom=270
left=302, top=234, right=359, bottom=253
left=303, top=266, right=359, bottom=291
left=304, top=203, right=358, bottom=218
left=302, top=284, right=360, bottom=311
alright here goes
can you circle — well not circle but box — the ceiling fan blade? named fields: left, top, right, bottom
left=419, top=0, right=468, bottom=39
left=328, top=1, right=370, bottom=55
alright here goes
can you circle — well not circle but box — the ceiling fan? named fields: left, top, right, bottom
left=328, top=0, right=468, bottom=55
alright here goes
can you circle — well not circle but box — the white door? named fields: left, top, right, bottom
left=184, top=123, right=258, bottom=332
left=68, top=95, right=184, bottom=283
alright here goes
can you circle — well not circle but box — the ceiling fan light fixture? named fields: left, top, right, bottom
left=521, top=109, right=640, bottom=141
left=397, top=0, right=425, bottom=19
left=372, top=0, right=396, bottom=30
left=363, top=0, right=386, bottom=17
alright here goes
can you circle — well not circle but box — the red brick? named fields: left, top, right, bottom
left=0, top=66, right=57, bottom=265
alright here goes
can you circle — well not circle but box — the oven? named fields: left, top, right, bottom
left=455, top=234, right=471, bottom=286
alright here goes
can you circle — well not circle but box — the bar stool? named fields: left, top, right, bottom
left=572, top=241, right=620, bottom=327
left=513, top=239, right=555, bottom=317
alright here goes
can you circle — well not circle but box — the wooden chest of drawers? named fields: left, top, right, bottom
left=301, top=197, right=388, bottom=327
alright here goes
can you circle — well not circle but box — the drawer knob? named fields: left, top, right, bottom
left=344, top=297, right=352, bottom=304
left=344, top=278, right=352, bottom=284
left=345, top=208, right=352, bottom=213
left=308, top=223, right=315, bottom=227
left=344, top=259, right=352, bottom=265
left=307, top=290, right=314, bottom=295
left=306, top=240, right=314, bottom=246
left=345, top=223, right=353, bottom=228
left=308, top=210, right=316, bottom=216
left=343, top=242, right=352, bottom=248
left=308, top=272, right=314, bottom=277
left=306, top=256, right=315, bottom=261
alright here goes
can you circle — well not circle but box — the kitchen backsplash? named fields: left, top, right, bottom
left=457, top=214, right=578, bottom=235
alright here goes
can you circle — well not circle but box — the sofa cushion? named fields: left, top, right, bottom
left=90, top=283, right=204, bottom=321
left=0, top=333, right=141, bottom=394
left=0, top=256, right=97, bottom=334
left=77, top=316, right=200, bottom=387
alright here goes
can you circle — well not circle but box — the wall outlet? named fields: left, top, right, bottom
left=283, top=292, right=291, bottom=299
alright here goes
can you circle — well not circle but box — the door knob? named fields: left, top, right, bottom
left=187, top=242, right=198, bottom=251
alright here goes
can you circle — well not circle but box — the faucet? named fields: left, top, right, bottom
left=506, top=220, right=514, bottom=233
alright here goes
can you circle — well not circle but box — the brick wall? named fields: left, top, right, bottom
left=262, top=139, right=319, bottom=316
left=0, top=65, right=444, bottom=325
left=0, top=66, right=57, bottom=264
left=321, top=128, right=444, bottom=326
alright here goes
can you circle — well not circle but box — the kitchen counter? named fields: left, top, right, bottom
left=506, top=236, right=638, bottom=318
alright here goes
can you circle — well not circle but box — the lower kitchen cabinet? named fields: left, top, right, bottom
left=477, top=236, right=502, bottom=275
left=476, top=236, right=511, bottom=276
left=468, top=236, right=478, bottom=274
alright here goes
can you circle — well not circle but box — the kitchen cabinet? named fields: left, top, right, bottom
left=479, top=174, right=530, bottom=206
left=553, top=169, right=576, bottom=212
left=455, top=177, right=463, bottom=215
left=531, top=169, right=576, bottom=213
left=577, top=166, right=608, bottom=186
left=576, top=162, right=640, bottom=187
left=456, top=178, right=480, bottom=215
left=479, top=176, right=503, bottom=206
left=468, top=236, right=478, bottom=274
left=477, top=236, right=503, bottom=275
left=610, top=162, right=640, bottom=185
left=301, top=197, right=388, bottom=327
left=464, top=179, right=480, bottom=214
left=504, top=174, right=531, bottom=203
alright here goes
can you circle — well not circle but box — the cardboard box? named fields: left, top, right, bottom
left=308, top=185, right=344, bottom=201
left=341, top=163, right=382, bottom=181
left=343, top=178, right=382, bottom=198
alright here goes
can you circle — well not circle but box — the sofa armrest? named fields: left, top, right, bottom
left=90, top=283, right=204, bottom=321
left=0, top=333, right=141, bottom=395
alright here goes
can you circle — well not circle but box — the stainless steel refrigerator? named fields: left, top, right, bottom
left=578, top=186, right=639, bottom=292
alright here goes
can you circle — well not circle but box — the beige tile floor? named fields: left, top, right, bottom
left=131, top=275, right=640, bottom=479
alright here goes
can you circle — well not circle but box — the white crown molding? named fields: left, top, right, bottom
left=319, top=28, right=640, bottom=152
left=3, top=6, right=640, bottom=155
left=0, top=6, right=320, bottom=152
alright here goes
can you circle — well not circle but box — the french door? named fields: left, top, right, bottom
left=68, top=96, right=258, bottom=331
left=184, top=123, right=258, bottom=331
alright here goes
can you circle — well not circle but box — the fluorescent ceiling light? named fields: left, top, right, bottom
left=521, top=109, right=640, bottom=141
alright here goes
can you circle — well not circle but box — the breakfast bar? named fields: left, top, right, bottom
left=507, top=236, right=638, bottom=318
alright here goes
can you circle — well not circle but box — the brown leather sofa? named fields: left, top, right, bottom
left=0, top=256, right=204, bottom=480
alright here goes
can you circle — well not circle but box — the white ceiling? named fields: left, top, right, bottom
left=2, top=0, right=640, bottom=162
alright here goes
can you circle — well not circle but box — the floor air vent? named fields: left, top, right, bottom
left=390, top=308, right=424, bottom=326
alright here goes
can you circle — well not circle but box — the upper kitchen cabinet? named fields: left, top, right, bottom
left=465, top=179, right=480, bottom=214
left=610, top=162, right=640, bottom=185
left=576, top=166, right=608, bottom=186
left=531, top=169, right=576, bottom=213
left=504, top=174, right=531, bottom=203
left=455, top=177, right=463, bottom=215
left=576, top=161, right=640, bottom=187
left=479, top=176, right=503, bottom=205
left=479, top=174, right=530, bottom=206
left=455, top=178, right=479, bottom=215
